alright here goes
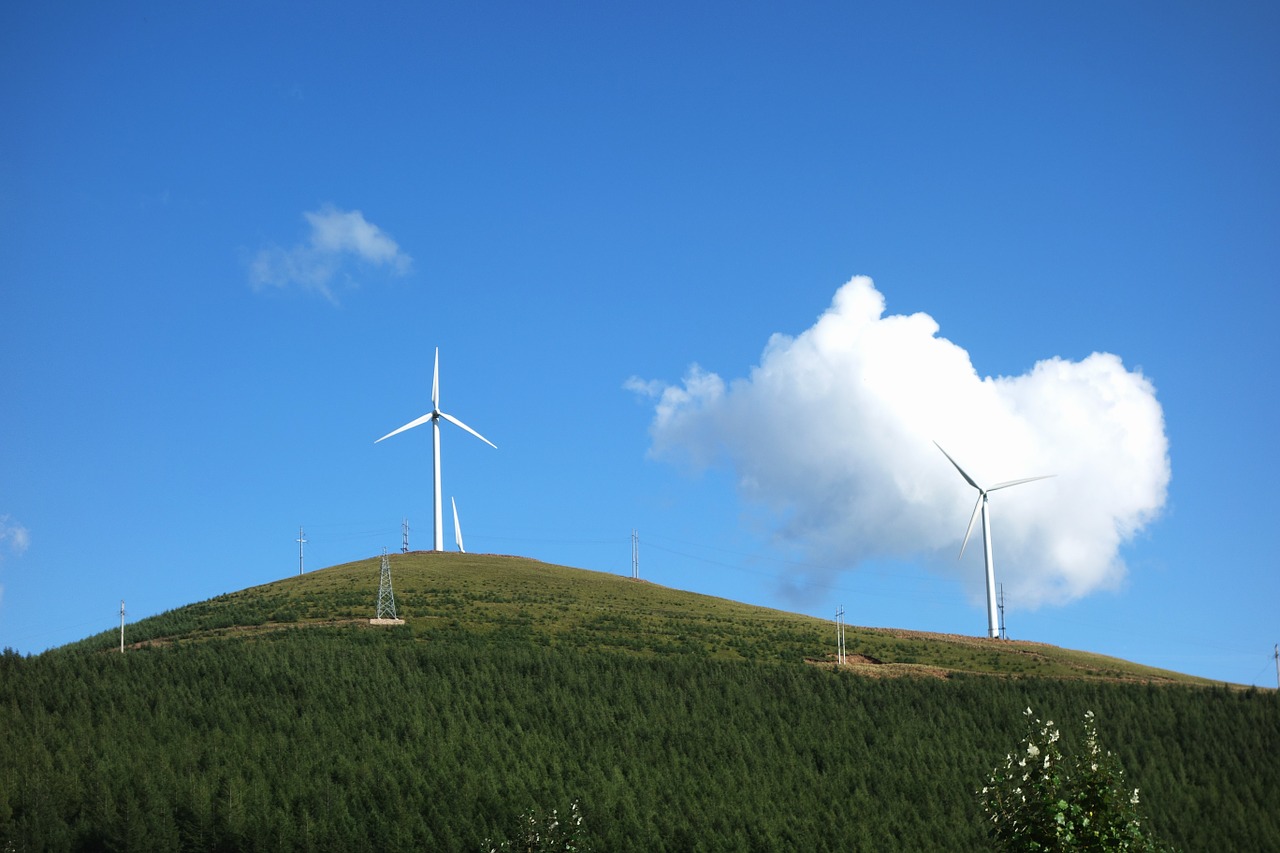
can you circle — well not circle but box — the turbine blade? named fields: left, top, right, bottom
left=988, top=474, right=1055, bottom=492
left=934, top=442, right=981, bottom=491
left=959, top=496, right=982, bottom=559
left=439, top=411, right=497, bottom=449
left=452, top=497, right=464, bottom=553
left=432, top=347, right=440, bottom=409
left=375, top=411, right=434, bottom=443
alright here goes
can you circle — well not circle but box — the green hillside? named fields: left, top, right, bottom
left=78, top=552, right=1222, bottom=683
left=3, top=553, right=1277, bottom=851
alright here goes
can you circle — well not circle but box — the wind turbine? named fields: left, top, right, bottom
left=935, top=442, right=1053, bottom=640
left=452, top=497, right=465, bottom=553
left=376, top=348, right=496, bottom=551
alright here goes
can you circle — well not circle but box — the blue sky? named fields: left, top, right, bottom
left=2, top=2, right=1277, bottom=686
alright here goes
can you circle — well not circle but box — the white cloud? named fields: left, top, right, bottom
left=629, top=276, right=1170, bottom=609
left=249, top=205, right=412, bottom=302
left=0, top=515, right=30, bottom=560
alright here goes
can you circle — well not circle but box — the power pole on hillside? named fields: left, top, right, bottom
left=1274, top=643, right=1278, bottom=690
left=376, top=549, right=398, bottom=620
left=835, top=606, right=846, bottom=666
left=631, top=529, right=639, bottom=580
left=998, top=584, right=1007, bottom=640
left=296, top=526, right=307, bottom=576
left=119, top=600, right=125, bottom=654
left=402, top=518, right=410, bottom=553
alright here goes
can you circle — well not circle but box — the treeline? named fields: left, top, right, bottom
left=2, top=629, right=1277, bottom=851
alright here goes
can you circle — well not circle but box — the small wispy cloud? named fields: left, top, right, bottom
left=629, top=276, right=1170, bottom=610
left=249, top=205, right=412, bottom=303
left=0, top=515, right=30, bottom=560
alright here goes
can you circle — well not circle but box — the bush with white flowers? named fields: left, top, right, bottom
left=484, top=800, right=590, bottom=853
left=980, top=708, right=1169, bottom=851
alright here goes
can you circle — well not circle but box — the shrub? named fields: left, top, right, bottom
left=484, top=800, right=589, bottom=853
left=980, top=708, right=1168, bottom=851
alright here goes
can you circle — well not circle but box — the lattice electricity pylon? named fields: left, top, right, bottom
left=376, top=549, right=398, bottom=620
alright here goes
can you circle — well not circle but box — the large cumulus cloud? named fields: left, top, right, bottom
left=628, top=276, right=1169, bottom=608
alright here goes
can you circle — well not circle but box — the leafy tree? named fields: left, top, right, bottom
left=484, top=800, right=590, bottom=853
left=981, top=708, right=1168, bottom=851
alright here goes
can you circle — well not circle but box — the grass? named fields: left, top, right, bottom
left=73, top=551, right=1220, bottom=686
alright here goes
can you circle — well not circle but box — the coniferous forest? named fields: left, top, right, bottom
left=2, top=554, right=1277, bottom=851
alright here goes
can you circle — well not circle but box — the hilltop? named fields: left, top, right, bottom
left=4, top=553, right=1277, bottom=851
left=104, top=551, right=1212, bottom=685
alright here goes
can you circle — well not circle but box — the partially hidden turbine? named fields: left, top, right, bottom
left=935, top=442, right=1053, bottom=640
left=376, top=348, right=495, bottom=551
left=452, top=497, right=465, bottom=554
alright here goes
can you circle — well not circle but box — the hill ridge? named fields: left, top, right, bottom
left=79, top=551, right=1216, bottom=686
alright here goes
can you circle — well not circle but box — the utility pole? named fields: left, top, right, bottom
left=835, top=606, right=846, bottom=666
left=631, top=529, right=639, bottom=580
left=402, top=518, right=410, bottom=553
left=296, top=526, right=307, bottom=575
left=119, top=600, right=125, bottom=654
left=376, top=549, right=397, bottom=620
left=998, top=583, right=1007, bottom=640
left=1274, top=643, right=1278, bottom=690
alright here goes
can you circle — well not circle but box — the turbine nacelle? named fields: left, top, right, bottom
left=935, top=442, right=1052, bottom=557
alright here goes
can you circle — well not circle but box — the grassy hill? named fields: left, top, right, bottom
left=3, top=553, right=1277, bottom=851
left=98, top=552, right=1218, bottom=684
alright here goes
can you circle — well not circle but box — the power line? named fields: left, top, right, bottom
left=643, top=532, right=970, bottom=589
left=640, top=539, right=962, bottom=606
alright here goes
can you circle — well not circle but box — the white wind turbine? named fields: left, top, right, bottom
left=935, top=442, right=1053, bottom=640
left=452, top=497, right=465, bottom=553
left=376, top=348, right=496, bottom=551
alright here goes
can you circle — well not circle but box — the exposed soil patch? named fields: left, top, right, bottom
left=807, top=654, right=953, bottom=680
left=118, top=618, right=372, bottom=651
left=847, top=653, right=883, bottom=665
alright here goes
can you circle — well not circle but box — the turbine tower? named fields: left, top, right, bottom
left=935, top=442, right=1053, bottom=640
left=376, top=348, right=496, bottom=551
